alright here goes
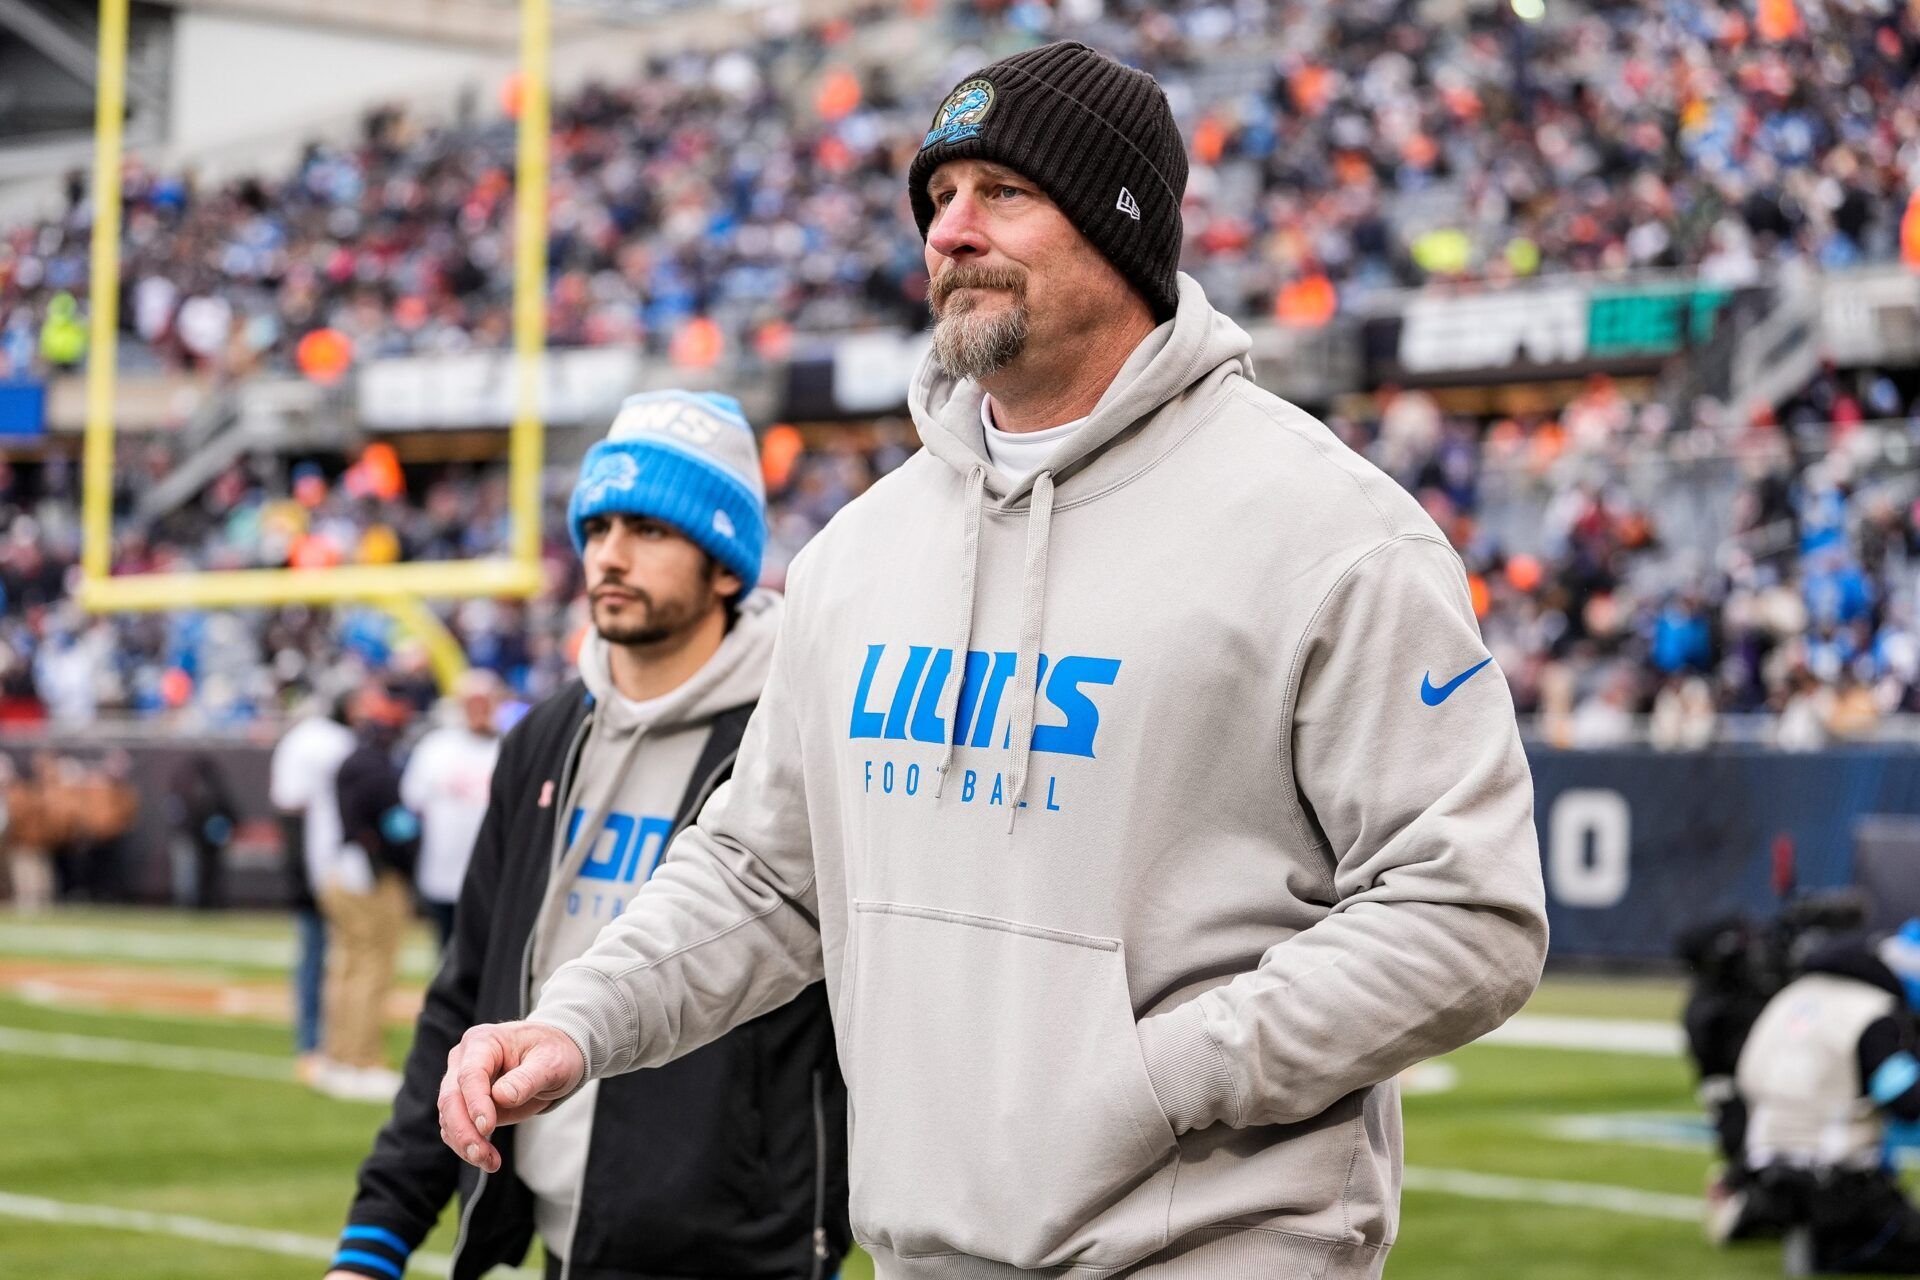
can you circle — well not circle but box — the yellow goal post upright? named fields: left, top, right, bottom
left=75, top=0, right=555, bottom=693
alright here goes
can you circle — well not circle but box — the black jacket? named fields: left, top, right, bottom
left=333, top=681, right=851, bottom=1280
left=336, top=734, right=420, bottom=880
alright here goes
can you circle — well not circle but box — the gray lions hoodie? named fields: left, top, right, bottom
left=531, top=275, right=1548, bottom=1279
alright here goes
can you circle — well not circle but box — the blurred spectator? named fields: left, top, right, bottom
left=1, top=750, right=136, bottom=911
left=166, top=751, right=238, bottom=909
left=1, top=754, right=55, bottom=913
left=1569, top=664, right=1638, bottom=748
left=1651, top=676, right=1717, bottom=752
left=1775, top=667, right=1830, bottom=752
left=1827, top=670, right=1881, bottom=741
left=399, top=669, right=503, bottom=950
left=316, top=681, right=418, bottom=1101
left=270, top=690, right=357, bottom=1083
left=62, top=749, right=138, bottom=900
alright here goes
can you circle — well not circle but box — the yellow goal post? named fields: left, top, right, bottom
left=74, top=0, right=555, bottom=693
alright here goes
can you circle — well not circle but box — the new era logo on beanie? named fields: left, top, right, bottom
left=568, top=390, right=768, bottom=597
left=907, top=41, right=1188, bottom=321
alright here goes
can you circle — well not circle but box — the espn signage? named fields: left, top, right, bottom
left=1375, top=281, right=1745, bottom=381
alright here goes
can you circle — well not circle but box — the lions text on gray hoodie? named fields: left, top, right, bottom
left=518, top=590, right=778, bottom=1254
left=532, top=276, right=1548, bottom=1278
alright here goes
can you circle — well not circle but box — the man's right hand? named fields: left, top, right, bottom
left=437, top=1021, right=586, bottom=1173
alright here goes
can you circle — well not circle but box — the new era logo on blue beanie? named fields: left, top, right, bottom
left=569, top=390, right=768, bottom=596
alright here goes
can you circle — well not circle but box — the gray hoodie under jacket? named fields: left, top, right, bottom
left=531, top=274, right=1549, bottom=1279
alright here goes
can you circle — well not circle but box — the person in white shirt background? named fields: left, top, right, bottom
left=268, top=691, right=356, bottom=1085
left=399, top=670, right=505, bottom=951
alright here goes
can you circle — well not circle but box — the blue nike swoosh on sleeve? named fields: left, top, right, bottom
left=1420, top=657, right=1494, bottom=706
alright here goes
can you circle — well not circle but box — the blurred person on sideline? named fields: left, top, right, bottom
left=399, top=669, right=504, bottom=950
left=0, top=754, right=55, bottom=913
left=165, top=750, right=239, bottom=909
left=271, top=689, right=357, bottom=1084
left=315, top=681, right=420, bottom=1102
left=63, top=750, right=138, bottom=901
left=324, top=391, right=848, bottom=1280
left=436, top=45, right=1543, bottom=1277
left=1736, top=923, right=1920, bottom=1271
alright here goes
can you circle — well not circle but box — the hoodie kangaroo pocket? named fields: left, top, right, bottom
left=846, top=900, right=1177, bottom=1269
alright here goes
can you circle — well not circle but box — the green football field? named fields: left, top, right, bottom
left=0, top=908, right=1878, bottom=1277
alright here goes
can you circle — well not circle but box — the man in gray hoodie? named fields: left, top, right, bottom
left=441, top=42, right=1548, bottom=1279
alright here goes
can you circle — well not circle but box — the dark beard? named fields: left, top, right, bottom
left=589, top=567, right=718, bottom=648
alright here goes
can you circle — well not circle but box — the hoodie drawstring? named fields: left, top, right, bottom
left=1003, top=470, right=1055, bottom=833
left=933, top=464, right=988, bottom=800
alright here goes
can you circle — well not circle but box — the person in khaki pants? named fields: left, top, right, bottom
left=316, top=682, right=420, bottom=1102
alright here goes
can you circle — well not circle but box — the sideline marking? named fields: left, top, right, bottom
left=1479, top=1015, right=1683, bottom=1056
left=0, top=1189, right=470, bottom=1275
left=0, top=1026, right=379, bottom=1107
left=0, top=923, right=436, bottom=976
left=1402, top=1166, right=1700, bottom=1221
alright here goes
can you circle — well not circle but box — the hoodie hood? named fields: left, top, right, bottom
left=903, top=274, right=1252, bottom=827
left=577, top=588, right=782, bottom=738
left=910, top=273, right=1253, bottom=508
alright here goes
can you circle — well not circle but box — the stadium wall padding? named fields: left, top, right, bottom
left=1532, top=747, right=1920, bottom=961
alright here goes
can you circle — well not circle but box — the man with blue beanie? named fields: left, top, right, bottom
left=326, top=390, right=849, bottom=1280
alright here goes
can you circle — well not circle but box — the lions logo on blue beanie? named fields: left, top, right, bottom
left=568, top=390, right=768, bottom=597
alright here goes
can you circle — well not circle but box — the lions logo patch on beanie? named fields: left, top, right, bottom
left=922, top=78, right=996, bottom=150
left=578, top=452, right=641, bottom=506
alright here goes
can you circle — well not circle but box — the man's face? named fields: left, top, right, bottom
left=462, top=690, right=497, bottom=735
left=923, top=159, right=1135, bottom=381
left=581, top=513, right=739, bottom=647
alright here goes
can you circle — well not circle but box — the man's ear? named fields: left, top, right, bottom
left=714, top=567, right=744, bottom=600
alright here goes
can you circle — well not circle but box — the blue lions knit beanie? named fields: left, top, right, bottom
left=568, top=390, right=767, bottom=596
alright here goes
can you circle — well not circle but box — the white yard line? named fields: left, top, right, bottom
left=0, top=923, right=436, bottom=975
left=0, top=1189, right=460, bottom=1274
left=0, top=1026, right=379, bottom=1108
left=0, top=1025, right=299, bottom=1081
left=1402, top=1166, right=1702, bottom=1221
left=1479, top=1015, right=1684, bottom=1056
left=0, top=924, right=297, bottom=966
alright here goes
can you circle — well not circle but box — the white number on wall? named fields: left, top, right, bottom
left=1547, top=789, right=1631, bottom=908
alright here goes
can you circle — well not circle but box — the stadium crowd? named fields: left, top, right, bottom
left=2, top=0, right=1920, bottom=743
left=4, top=0, right=1920, bottom=376
left=2, top=363, right=1920, bottom=745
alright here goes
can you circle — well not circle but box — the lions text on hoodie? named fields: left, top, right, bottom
left=517, top=593, right=779, bottom=1256
left=532, top=276, right=1548, bottom=1279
